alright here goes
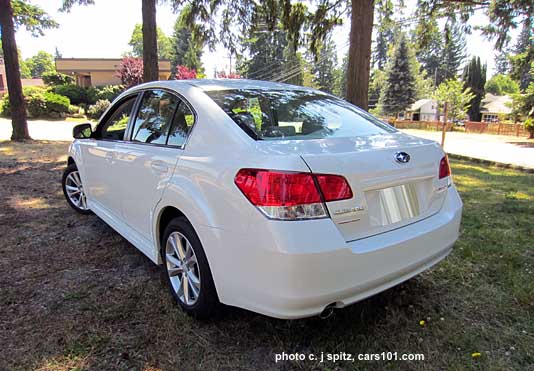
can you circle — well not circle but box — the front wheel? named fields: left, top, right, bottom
left=62, top=163, right=91, bottom=214
left=161, top=217, right=219, bottom=319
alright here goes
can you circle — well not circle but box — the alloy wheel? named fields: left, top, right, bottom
left=165, top=231, right=201, bottom=305
left=65, top=170, right=88, bottom=211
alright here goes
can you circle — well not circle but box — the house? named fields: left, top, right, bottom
left=0, top=57, right=45, bottom=95
left=401, top=99, right=438, bottom=121
left=480, top=93, right=513, bottom=122
left=55, top=58, right=172, bottom=87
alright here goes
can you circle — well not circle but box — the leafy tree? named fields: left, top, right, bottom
left=128, top=24, right=173, bottom=60
left=170, top=6, right=204, bottom=74
left=25, top=50, right=55, bottom=78
left=115, top=57, right=143, bottom=87
left=432, top=79, right=475, bottom=121
left=494, top=49, right=510, bottom=75
left=485, top=74, right=520, bottom=96
left=379, top=34, right=417, bottom=116
left=311, top=35, right=338, bottom=93
left=436, top=22, right=466, bottom=86
left=462, top=56, right=486, bottom=121
left=368, top=68, right=386, bottom=111
left=0, top=0, right=59, bottom=141
left=281, top=46, right=304, bottom=86
left=373, top=0, right=394, bottom=70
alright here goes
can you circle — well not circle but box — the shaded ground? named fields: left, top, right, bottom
left=0, top=141, right=533, bottom=371
left=402, top=129, right=534, bottom=170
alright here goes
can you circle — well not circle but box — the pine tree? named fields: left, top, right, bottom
left=312, top=35, right=338, bottom=93
left=170, top=6, right=204, bottom=75
left=414, top=16, right=442, bottom=86
left=373, top=0, right=394, bottom=70
left=436, top=22, right=466, bottom=85
left=462, top=56, right=487, bottom=122
left=510, top=18, right=534, bottom=91
left=238, top=24, right=287, bottom=81
left=379, top=34, right=417, bottom=116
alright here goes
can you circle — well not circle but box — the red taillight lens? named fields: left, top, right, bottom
left=234, top=169, right=353, bottom=220
left=439, top=155, right=451, bottom=179
left=234, top=169, right=321, bottom=206
left=316, top=174, right=353, bottom=202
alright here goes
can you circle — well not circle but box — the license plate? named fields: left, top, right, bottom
left=366, top=183, right=421, bottom=227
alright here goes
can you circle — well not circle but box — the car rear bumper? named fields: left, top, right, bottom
left=199, top=185, right=462, bottom=319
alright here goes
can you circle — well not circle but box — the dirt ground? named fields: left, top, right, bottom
left=1, top=141, right=533, bottom=371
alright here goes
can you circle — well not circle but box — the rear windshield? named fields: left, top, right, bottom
left=206, top=89, right=396, bottom=140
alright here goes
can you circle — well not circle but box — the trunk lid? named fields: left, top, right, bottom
left=256, top=133, right=450, bottom=242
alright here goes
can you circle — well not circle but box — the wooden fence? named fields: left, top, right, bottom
left=393, top=120, right=527, bottom=137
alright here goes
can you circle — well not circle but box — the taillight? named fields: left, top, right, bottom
left=234, top=169, right=352, bottom=220
left=439, top=155, right=451, bottom=179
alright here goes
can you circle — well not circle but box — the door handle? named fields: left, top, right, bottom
left=105, top=151, right=114, bottom=162
left=150, top=160, right=168, bottom=173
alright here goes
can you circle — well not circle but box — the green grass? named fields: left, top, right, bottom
left=1, top=142, right=533, bottom=371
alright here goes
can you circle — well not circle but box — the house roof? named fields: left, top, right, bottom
left=481, top=94, right=513, bottom=114
left=407, top=99, right=435, bottom=112
left=55, top=58, right=171, bottom=72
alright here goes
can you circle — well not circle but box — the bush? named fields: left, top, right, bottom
left=87, top=99, right=110, bottom=119
left=42, top=71, right=74, bottom=86
left=86, top=85, right=124, bottom=104
left=0, top=87, right=70, bottom=118
left=51, top=84, right=87, bottom=105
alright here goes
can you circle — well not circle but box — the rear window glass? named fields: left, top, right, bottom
left=205, top=89, right=396, bottom=140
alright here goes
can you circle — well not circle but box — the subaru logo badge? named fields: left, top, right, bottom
left=395, top=151, right=410, bottom=164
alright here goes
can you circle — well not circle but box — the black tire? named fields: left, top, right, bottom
left=62, top=163, right=91, bottom=214
left=161, top=217, right=219, bottom=319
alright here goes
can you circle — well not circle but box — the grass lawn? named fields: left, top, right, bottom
left=0, top=141, right=532, bottom=371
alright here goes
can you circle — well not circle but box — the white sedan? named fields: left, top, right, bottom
left=62, top=79, right=462, bottom=319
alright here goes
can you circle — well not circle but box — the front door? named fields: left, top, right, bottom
left=80, top=94, right=138, bottom=217
left=115, top=89, right=195, bottom=242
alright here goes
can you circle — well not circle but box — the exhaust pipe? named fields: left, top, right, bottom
left=319, top=303, right=336, bottom=319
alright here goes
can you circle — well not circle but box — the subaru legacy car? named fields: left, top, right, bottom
left=62, top=79, right=462, bottom=319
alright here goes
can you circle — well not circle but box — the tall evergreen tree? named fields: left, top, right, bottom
left=414, top=16, right=442, bottom=85
left=171, top=6, right=204, bottom=75
left=312, top=35, right=338, bottom=93
left=462, top=56, right=487, bottom=121
left=436, top=22, right=466, bottom=85
left=510, top=18, right=534, bottom=91
left=238, top=24, right=287, bottom=81
left=379, top=33, right=417, bottom=116
left=373, top=0, right=394, bottom=70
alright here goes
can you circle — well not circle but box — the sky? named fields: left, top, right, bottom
left=14, top=0, right=520, bottom=78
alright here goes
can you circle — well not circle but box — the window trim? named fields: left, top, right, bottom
left=123, top=87, right=198, bottom=150
left=92, top=93, right=141, bottom=142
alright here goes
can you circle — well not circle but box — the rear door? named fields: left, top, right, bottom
left=114, top=89, right=195, bottom=242
left=81, top=94, right=138, bottom=217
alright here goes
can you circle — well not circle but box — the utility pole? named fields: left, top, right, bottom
left=441, top=102, right=448, bottom=148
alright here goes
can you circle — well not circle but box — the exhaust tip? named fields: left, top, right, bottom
left=319, top=303, right=336, bottom=319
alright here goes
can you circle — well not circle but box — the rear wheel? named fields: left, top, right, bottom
left=62, top=163, right=91, bottom=214
left=161, top=217, right=219, bottom=319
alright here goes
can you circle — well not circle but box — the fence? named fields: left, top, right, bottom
left=393, top=120, right=527, bottom=137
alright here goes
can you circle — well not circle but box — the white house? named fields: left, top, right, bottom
left=402, top=99, right=438, bottom=121
left=480, top=94, right=513, bottom=122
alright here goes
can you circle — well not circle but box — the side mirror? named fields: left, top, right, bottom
left=73, top=123, right=93, bottom=139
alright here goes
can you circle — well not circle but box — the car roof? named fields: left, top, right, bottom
left=132, top=79, right=320, bottom=92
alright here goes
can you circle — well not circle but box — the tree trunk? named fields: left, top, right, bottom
left=346, top=0, right=375, bottom=110
left=142, top=0, right=159, bottom=82
left=0, top=0, right=30, bottom=141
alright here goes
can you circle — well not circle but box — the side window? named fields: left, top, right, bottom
left=167, top=101, right=195, bottom=147
left=131, top=90, right=179, bottom=145
left=98, top=96, right=137, bottom=140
